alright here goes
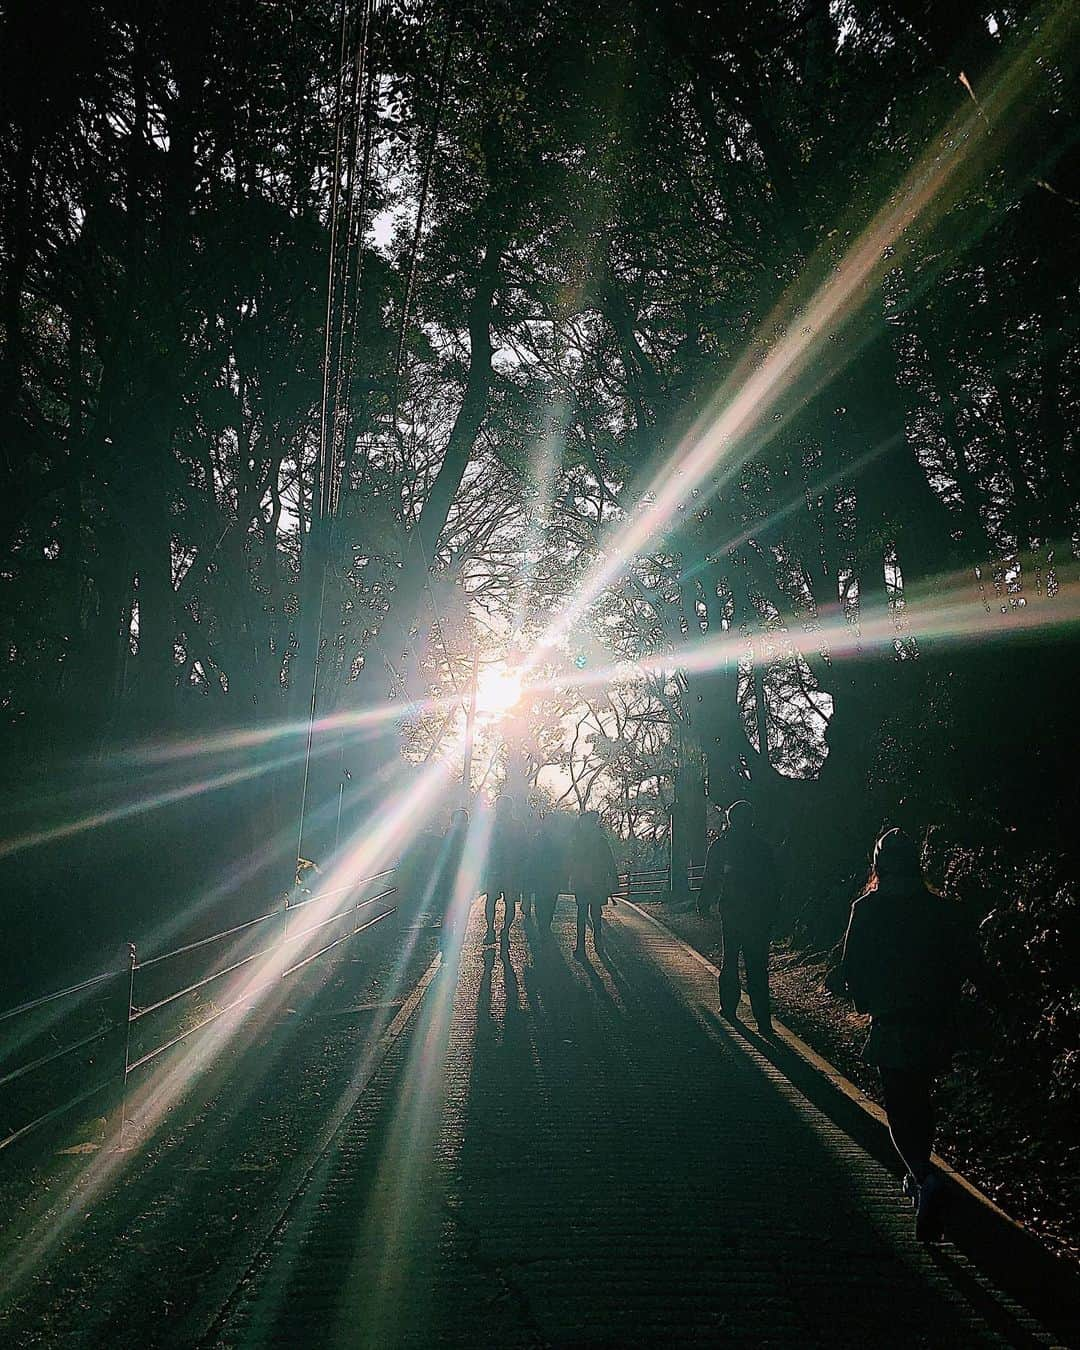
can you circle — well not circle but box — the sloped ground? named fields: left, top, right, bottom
left=215, top=899, right=1049, bottom=1348
left=3, top=897, right=1068, bottom=1347
left=639, top=900, right=1080, bottom=1271
left=0, top=914, right=441, bottom=1348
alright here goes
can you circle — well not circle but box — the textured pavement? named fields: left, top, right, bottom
left=215, top=899, right=1046, bottom=1348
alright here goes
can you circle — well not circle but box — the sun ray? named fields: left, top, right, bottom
left=525, top=8, right=1074, bottom=675
left=0, top=755, right=459, bottom=1296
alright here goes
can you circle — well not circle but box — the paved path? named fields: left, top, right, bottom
left=215, top=900, right=1047, bottom=1349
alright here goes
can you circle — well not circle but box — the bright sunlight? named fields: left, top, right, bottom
left=474, top=664, right=523, bottom=718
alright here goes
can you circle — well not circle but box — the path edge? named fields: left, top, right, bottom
left=187, top=946, right=445, bottom=1347
left=620, top=898, right=1080, bottom=1345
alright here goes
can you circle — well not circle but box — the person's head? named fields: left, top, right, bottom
left=725, top=799, right=754, bottom=832
left=495, top=794, right=514, bottom=817
left=580, top=809, right=601, bottom=832
left=867, top=827, right=923, bottom=892
left=450, top=808, right=469, bottom=830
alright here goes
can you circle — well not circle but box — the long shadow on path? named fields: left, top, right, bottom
left=422, top=906, right=1021, bottom=1348
left=215, top=900, right=1035, bottom=1349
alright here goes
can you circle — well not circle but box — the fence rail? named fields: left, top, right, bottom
left=0, top=968, right=122, bottom=1024
left=616, top=863, right=706, bottom=899
left=0, top=868, right=398, bottom=1156
left=134, top=910, right=280, bottom=971
left=615, top=867, right=670, bottom=900
left=4, top=860, right=701, bottom=1154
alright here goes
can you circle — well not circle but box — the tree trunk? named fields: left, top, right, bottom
left=347, top=235, right=503, bottom=710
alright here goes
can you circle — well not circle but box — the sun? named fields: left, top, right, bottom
left=475, top=664, right=523, bottom=717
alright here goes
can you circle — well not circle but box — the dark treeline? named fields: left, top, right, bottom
left=1, top=0, right=1078, bottom=1102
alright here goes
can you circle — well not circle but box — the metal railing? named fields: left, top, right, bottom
left=0, top=870, right=397, bottom=1155
left=615, top=866, right=671, bottom=901
left=615, top=863, right=706, bottom=900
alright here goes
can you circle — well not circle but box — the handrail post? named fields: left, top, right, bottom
left=115, top=943, right=136, bottom=1150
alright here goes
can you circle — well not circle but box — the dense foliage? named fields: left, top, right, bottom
left=1, top=1, right=1077, bottom=1017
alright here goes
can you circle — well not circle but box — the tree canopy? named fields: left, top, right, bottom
left=1, top=0, right=1077, bottom=887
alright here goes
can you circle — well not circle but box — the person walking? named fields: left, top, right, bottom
left=569, top=811, right=617, bottom=959
left=699, top=800, right=778, bottom=1035
left=520, top=811, right=538, bottom=921
left=439, top=808, right=470, bottom=946
left=839, top=827, right=994, bottom=1241
left=484, top=795, right=524, bottom=948
left=532, top=813, right=566, bottom=932
left=397, top=824, right=442, bottom=919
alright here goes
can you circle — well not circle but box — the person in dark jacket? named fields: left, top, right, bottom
left=569, top=811, right=617, bottom=959
left=397, top=825, right=442, bottom=918
left=699, top=800, right=779, bottom=1034
left=840, top=827, right=990, bottom=1241
left=484, top=795, right=525, bottom=948
left=531, top=813, right=565, bottom=932
left=439, top=808, right=470, bottom=946
left=519, top=811, right=537, bottom=921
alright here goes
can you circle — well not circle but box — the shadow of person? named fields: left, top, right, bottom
left=924, top=1246, right=1048, bottom=1349
left=596, top=941, right=637, bottom=1008
left=520, top=924, right=595, bottom=1045
left=501, top=945, right=523, bottom=1031
left=521, top=948, right=546, bottom=1021
left=576, top=948, right=618, bottom=1008
left=710, top=1003, right=776, bottom=1046
left=477, top=946, right=496, bottom=1023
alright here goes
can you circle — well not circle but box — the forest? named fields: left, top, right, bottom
left=0, top=0, right=1077, bottom=1228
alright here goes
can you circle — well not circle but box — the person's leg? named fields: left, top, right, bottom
left=881, top=1066, right=943, bottom=1238
left=501, top=889, right=516, bottom=945
left=717, top=916, right=741, bottom=1016
left=590, top=896, right=604, bottom=952
left=537, top=890, right=555, bottom=930
left=879, top=1067, right=935, bottom=1182
left=743, top=932, right=773, bottom=1033
left=484, top=886, right=499, bottom=942
left=574, top=899, right=587, bottom=956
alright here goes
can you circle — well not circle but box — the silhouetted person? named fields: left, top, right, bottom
left=532, top=814, right=566, bottom=931
left=398, top=825, right=441, bottom=918
left=440, top=808, right=470, bottom=945
left=520, top=813, right=538, bottom=920
left=485, top=795, right=524, bottom=948
left=840, top=827, right=993, bottom=1241
left=569, top=811, right=617, bottom=959
left=700, top=800, right=778, bottom=1034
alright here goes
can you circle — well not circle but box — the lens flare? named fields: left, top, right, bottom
left=475, top=665, right=523, bottom=717
left=525, top=8, right=1073, bottom=675
left=0, top=756, right=459, bottom=1298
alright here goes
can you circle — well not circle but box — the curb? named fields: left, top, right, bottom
left=191, top=946, right=445, bottom=1346
left=621, top=898, right=1080, bottom=1347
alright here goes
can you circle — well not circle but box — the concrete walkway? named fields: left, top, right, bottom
left=215, top=899, right=1050, bottom=1348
